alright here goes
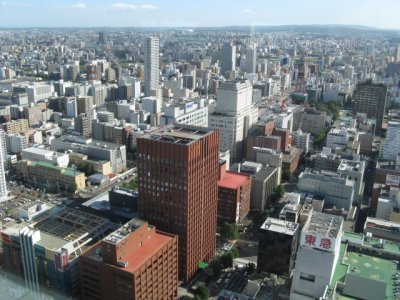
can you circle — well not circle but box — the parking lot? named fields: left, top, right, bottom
left=210, top=265, right=255, bottom=296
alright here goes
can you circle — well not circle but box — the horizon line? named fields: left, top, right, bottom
left=0, top=24, right=399, bottom=31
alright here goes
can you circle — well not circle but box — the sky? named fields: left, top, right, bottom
left=0, top=0, right=399, bottom=29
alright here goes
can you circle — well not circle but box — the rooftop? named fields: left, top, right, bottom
left=104, top=219, right=146, bottom=245
left=327, top=236, right=400, bottom=300
left=260, top=217, right=299, bottom=235
left=143, top=124, right=215, bottom=145
left=218, top=171, right=250, bottom=190
left=29, top=161, right=82, bottom=177
left=304, top=211, right=343, bottom=238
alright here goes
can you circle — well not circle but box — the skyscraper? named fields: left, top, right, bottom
left=353, top=79, right=387, bottom=132
left=220, top=42, right=236, bottom=76
left=144, top=36, right=160, bottom=96
left=394, top=44, right=400, bottom=62
left=137, top=124, right=219, bottom=282
left=0, top=129, right=8, bottom=201
left=246, top=44, right=257, bottom=74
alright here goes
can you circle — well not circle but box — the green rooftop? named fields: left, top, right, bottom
left=327, top=234, right=400, bottom=300
left=30, top=161, right=82, bottom=177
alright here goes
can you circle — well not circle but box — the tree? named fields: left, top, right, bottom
left=77, top=162, right=95, bottom=177
left=68, top=183, right=78, bottom=193
left=230, top=248, right=240, bottom=259
left=220, top=252, right=234, bottom=269
left=194, top=284, right=209, bottom=300
left=275, top=185, right=285, bottom=198
left=220, top=222, right=239, bottom=240
left=180, top=296, right=193, bottom=300
left=209, top=256, right=222, bottom=280
left=247, top=262, right=256, bottom=273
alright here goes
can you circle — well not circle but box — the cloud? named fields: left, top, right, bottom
left=242, top=9, right=252, bottom=14
left=139, top=4, right=156, bottom=9
left=71, top=3, right=87, bottom=9
left=1, top=1, right=30, bottom=7
left=112, top=3, right=156, bottom=11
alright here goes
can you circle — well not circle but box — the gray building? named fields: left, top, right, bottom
left=50, top=135, right=126, bottom=173
left=144, top=37, right=160, bottom=96
left=220, top=43, right=236, bottom=76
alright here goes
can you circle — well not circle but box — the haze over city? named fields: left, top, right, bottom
left=0, top=0, right=400, bottom=29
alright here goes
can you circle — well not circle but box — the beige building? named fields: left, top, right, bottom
left=16, top=160, right=86, bottom=190
left=2, top=119, right=29, bottom=134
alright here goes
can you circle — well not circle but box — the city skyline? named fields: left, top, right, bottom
left=0, top=0, right=400, bottom=29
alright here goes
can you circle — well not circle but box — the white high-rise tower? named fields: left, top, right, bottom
left=144, top=36, right=160, bottom=96
left=0, top=129, right=8, bottom=201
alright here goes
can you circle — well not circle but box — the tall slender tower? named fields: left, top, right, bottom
left=144, top=36, right=160, bottom=96
left=0, top=129, right=7, bottom=201
left=137, top=124, right=219, bottom=282
left=220, top=42, right=236, bottom=76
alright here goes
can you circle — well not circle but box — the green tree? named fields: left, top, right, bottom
left=194, top=284, right=209, bottom=300
left=68, top=183, right=78, bottom=193
left=220, top=222, right=239, bottom=240
left=209, top=256, right=222, bottom=280
left=247, top=262, right=256, bottom=273
left=121, top=177, right=138, bottom=190
left=180, top=296, right=193, bottom=300
left=77, top=162, right=95, bottom=177
left=220, top=252, right=234, bottom=269
left=230, top=248, right=240, bottom=259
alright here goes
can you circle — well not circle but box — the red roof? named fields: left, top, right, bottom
left=218, top=171, right=250, bottom=190
left=123, top=232, right=174, bottom=273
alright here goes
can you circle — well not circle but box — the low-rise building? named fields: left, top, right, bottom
left=217, top=162, right=252, bottom=224
left=1, top=208, right=115, bottom=298
left=298, top=169, right=355, bottom=211
left=79, top=219, right=178, bottom=300
left=160, top=98, right=208, bottom=127
left=257, top=218, right=299, bottom=277
left=16, top=160, right=86, bottom=190
left=22, top=147, right=69, bottom=168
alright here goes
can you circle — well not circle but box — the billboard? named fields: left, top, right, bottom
left=300, top=231, right=336, bottom=252
left=386, top=174, right=400, bottom=187
left=54, top=248, right=69, bottom=272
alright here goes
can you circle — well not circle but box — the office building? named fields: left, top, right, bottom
left=144, top=37, right=160, bottom=96
left=257, top=218, right=299, bottom=277
left=66, top=98, right=78, bottom=118
left=314, top=148, right=342, bottom=172
left=298, top=108, right=326, bottom=134
left=337, top=158, right=365, bottom=205
left=22, top=147, right=69, bottom=168
left=0, top=129, right=7, bottom=201
left=240, top=161, right=279, bottom=210
left=217, top=161, right=252, bottom=225
left=291, top=212, right=343, bottom=300
left=23, top=106, right=43, bottom=127
left=16, top=160, right=86, bottom=190
left=80, top=219, right=178, bottom=300
left=292, top=129, right=311, bottom=154
left=137, top=124, right=219, bottom=282
left=395, top=44, right=400, bottom=62
left=323, top=231, right=400, bottom=300
left=74, top=113, right=92, bottom=138
left=6, top=133, right=28, bottom=154
left=298, top=169, right=355, bottom=210
left=160, top=98, right=208, bottom=127
left=209, top=80, right=257, bottom=162
left=381, top=121, right=400, bottom=161
left=50, top=135, right=127, bottom=173
left=77, top=96, right=93, bottom=115
left=142, top=96, right=161, bottom=114
left=246, top=44, right=257, bottom=74
left=2, top=119, right=29, bottom=134
left=326, top=128, right=349, bottom=150
left=220, top=43, right=236, bottom=75
left=1, top=208, right=114, bottom=297
left=353, top=80, right=387, bottom=132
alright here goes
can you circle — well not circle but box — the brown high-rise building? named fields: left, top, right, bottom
left=77, top=96, right=94, bottom=115
left=137, top=124, right=219, bottom=282
left=80, top=219, right=178, bottom=300
left=354, top=79, right=387, bottom=132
